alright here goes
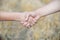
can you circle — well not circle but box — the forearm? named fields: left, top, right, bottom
left=0, top=12, right=22, bottom=21
left=35, top=0, right=60, bottom=16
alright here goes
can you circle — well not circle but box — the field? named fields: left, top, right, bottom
left=0, top=0, right=60, bottom=40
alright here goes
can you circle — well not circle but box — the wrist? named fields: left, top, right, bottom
left=8, top=13, right=21, bottom=21
left=15, top=12, right=26, bottom=22
left=34, top=9, right=44, bottom=17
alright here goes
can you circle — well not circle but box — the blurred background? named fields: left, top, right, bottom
left=0, top=0, right=60, bottom=40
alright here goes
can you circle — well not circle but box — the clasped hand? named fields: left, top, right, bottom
left=20, top=11, right=40, bottom=28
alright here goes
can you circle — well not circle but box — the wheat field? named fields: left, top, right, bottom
left=0, top=0, right=60, bottom=40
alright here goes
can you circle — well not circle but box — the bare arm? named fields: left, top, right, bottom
left=23, top=0, right=60, bottom=27
left=0, top=12, right=25, bottom=21
left=35, top=0, right=60, bottom=16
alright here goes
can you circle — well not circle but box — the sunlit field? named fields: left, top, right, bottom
left=0, top=0, right=60, bottom=40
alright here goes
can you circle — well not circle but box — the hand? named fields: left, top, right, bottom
left=21, top=12, right=40, bottom=28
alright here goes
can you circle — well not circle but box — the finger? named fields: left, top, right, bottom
left=33, top=18, right=37, bottom=22
left=23, top=22, right=28, bottom=26
left=21, top=17, right=31, bottom=27
left=28, top=16, right=38, bottom=26
left=23, top=20, right=31, bottom=27
left=25, top=22, right=32, bottom=28
left=26, top=23, right=30, bottom=27
left=30, top=22, right=35, bottom=26
left=25, top=14, right=29, bottom=21
left=29, top=16, right=37, bottom=23
left=24, top=15, right=37, bottom=27
left=26, top=23, right=32, bottom=28
left=28, top=17, right=35, bottom=26
left=25, top=18, right=35, bottom=27
left=25, top=13, right=31, bottom=21
left=24, top=17, right=32, bottom=27
left=23, top=17, right=31, bottom=26
left=20, top=15, right=29, bottom=24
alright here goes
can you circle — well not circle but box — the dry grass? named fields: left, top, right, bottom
left=0, top=0, right=60, bottom=40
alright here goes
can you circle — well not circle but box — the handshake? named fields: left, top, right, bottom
left=0, top=11, right=41, bottom=28
left=20, top=11, right=41, bottom=28
left=0, top=0, right=59, bottom=28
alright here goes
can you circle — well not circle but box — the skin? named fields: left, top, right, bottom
left=0, top=0, right=60, bottom=27
left=0, top=12, right=30, bottom=21
left=22, top=0, right=60, bottom=27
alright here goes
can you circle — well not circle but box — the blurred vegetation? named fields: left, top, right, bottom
left=0, top=0, right=60, bottom=40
